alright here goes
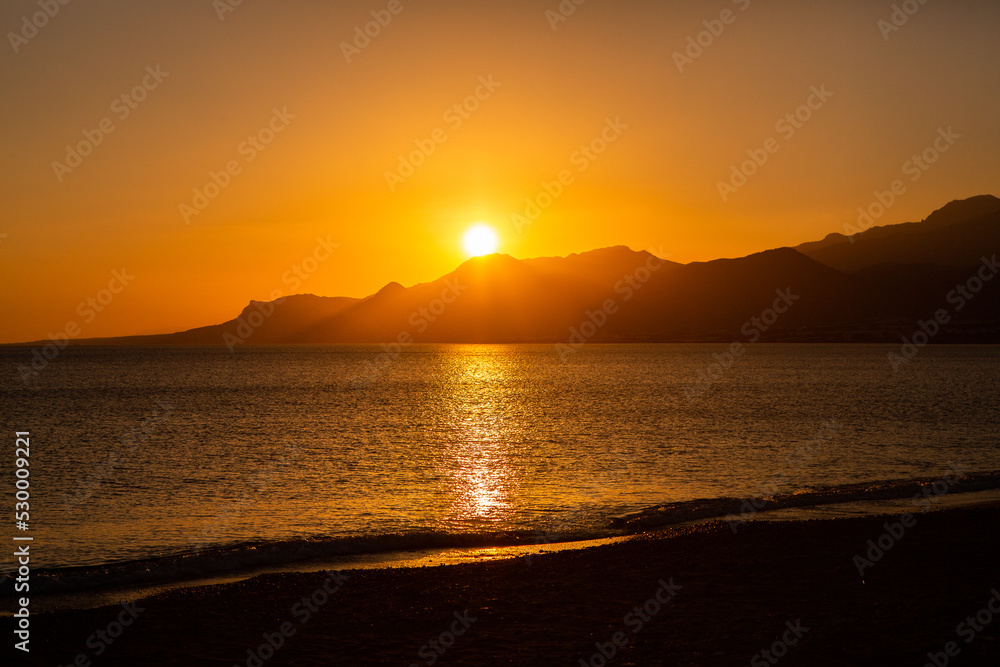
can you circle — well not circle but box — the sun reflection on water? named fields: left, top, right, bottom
left=436, top=346, right=526, bottom=529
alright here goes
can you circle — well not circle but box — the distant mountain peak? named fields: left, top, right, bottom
left=464, top=252, right=516, bottom=264
left=922, top=194, right=1000, bottom=229
left=377, top=281, right=405, bottom=293
left=369, top=282, right=407, bottom=300
left=578, top=244, right=635, bottom=255
left=796, top=194, right=999, bottom=273
left=453, top=253, right=521, bottom=275
left=796, top=232, right=851, bottom=255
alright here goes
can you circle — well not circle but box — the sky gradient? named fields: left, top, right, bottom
left=1, top=0, right=998, bottom=343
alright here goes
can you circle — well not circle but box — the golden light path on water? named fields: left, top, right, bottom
left=438, top=347, right=523, bottom=527
left=430, top=346, right=642, bottom=532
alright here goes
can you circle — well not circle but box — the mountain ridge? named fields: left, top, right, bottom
left=10, top=195, right=1000, bottom=346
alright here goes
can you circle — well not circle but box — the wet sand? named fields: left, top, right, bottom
left=22, top=505, right=1000, bottom=666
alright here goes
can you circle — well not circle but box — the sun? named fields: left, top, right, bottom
left=462, top=224, right=499, bottom=257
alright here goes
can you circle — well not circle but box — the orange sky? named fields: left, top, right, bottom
left=1, top=0, right=998, bottom=343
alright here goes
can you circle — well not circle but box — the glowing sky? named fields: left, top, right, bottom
left=1, top=0, right=998, bottom=342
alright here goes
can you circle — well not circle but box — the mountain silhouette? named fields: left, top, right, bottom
left=796, top=195, right=1000, bottom=273
left=19, top=195, right=1000, bottom=346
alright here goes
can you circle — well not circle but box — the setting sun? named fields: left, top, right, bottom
left=463, top=224, right=499, bottom=257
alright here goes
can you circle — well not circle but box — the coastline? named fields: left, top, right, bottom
left=21, top=504, right=1000, bottom=666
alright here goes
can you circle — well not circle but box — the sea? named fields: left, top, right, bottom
left=2, top=344, right=999, bottom=611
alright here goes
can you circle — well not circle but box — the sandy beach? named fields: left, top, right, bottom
left=19, top=505, right=999, bottom=666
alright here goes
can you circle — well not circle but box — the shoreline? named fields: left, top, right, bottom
left=12, top=486, right=1000, bottom=616
left=10, top=486, right=1000, bottom=615
left=21, top=504, right=1000, bottom=666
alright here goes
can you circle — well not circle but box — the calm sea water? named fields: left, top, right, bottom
left=2, top=344, right=999, bottom=593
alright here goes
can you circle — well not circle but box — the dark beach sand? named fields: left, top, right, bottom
left=23, top=506, right=1000, bottom=666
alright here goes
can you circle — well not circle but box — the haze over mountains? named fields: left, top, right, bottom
left=32, top=195, right=1000, bottom=346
